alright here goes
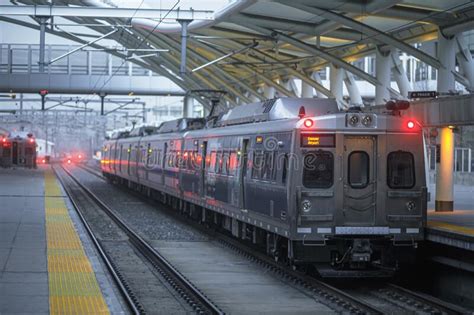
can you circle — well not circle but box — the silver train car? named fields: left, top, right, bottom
left=102, top=98, right=427, bottom=276
left=0, top=132, right=37, bottom=168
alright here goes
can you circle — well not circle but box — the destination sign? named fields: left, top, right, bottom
left=408, top=91, right=437, bottom=99
left=301, top=134, right=335, bottom=148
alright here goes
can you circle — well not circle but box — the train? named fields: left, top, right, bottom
left=0, top=131, right=37, bottom=168
left=101, top=98, right=427, bottom=277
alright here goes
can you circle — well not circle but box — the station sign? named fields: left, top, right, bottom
left=408, top=91, right=437, bottom=99
left=301, top=134, right=335, bottom=148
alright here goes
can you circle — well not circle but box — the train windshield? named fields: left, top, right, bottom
left=387, top=151, right=415, bottom=188
left=302, top=151, right=333, bottom=188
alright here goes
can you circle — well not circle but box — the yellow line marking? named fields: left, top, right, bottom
left=427, top=220, right=474, bottom=236
left=45, top=169, right=110, bottom=315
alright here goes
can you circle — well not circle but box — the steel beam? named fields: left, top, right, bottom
left=0, top=5, right=213, bottom=20
left=231, top=18, right=380, bottom=86
left=278, top=2, right=442, bottom=69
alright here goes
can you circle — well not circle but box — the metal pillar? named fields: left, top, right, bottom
left=263, top=85, right=275, bottom=99
left=344, top=71, right=363, bottom=107
left=39, top=17, right=48, bottom=73
left=183, top=95, right=194, bottom=118
left=456, top=35, right=474, bottom=91
left=330, top=64, right=344, bottom=109
left=301, top=78, right=314, bottom=98
left=41, top=94, right=46, bottom=110
left=437, top=30, right=457, bottom=93
left=178, top=20, right=192, bottom=76
left=99, top=92, right=106, bottom=116
left=375, top=48, right=391, bottom=105
left=392, top=53, right=410, bottom=99
left=312, top=72, right=326, bottom=98
left=435, top=127, right=454, bottom=212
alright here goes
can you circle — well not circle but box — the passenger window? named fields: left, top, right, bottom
left=263, top=151, right=275, bottom=181
left=348, top=151, right=369, bottom=188
left=209, top=151, right=217, bottom=173
left=387, top=151, right=415, bottom=188
left=303, top=151, right=333, bottom=188
left=252, top=151, right=264, bottom=179
left=229, top=152, right=238, bottom=176
left=282, top=154, right=288, bottom=184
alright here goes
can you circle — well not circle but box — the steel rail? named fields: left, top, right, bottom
left=58, top=165, right=223, bottom=315
left=52, top=165, right=142, bottom=315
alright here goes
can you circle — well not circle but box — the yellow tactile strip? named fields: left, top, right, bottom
left=428, top=220, right=474, bottom=237
left=44, top=169, right=110, bottom=314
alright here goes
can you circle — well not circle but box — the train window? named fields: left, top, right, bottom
left=229, top=152, right=238, bottom=176
left=252, top=151, right=264, bottom=179
left=222, top=152, right=230, bottom=175
left=387, top=151, right=415, bottom=189
left=282, top=154, right=289, bottom=184
left=209, top=151, right=217, bottom=173
left=263, top=151, right=275, bottom=181
left=348, top=151, right=369, bottom=188
left=303, top=151, right=333, bottom=188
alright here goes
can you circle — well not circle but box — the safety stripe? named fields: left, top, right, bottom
left=44, top=169, right=109, bottom=314
left=428, top=220, right=474, bottom=236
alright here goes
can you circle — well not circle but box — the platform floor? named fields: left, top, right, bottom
left=0, top=167, right=122, bottom=314
left=427, top=184, right=474, bottom=251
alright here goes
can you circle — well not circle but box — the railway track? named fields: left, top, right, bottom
left=55, top=165, right=223, bottom=315
left=74, top=163, right=470, bottom=314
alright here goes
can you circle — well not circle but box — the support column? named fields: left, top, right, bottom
left=263, top=85, right=275, bottom=99
left=392, top=53, right=410, bottom=99
left=301, top=76, right=314, bottom=98
left=435, top=127, right=454, bottom=212
left=312, top=72, right=326, bottom=98
left=330, top=64, right=344, bottom=108
left=344, top=71, right=363, bottom=107
left=375, top=48, right=391, bottom=105
left=99, top=92, right=106, bottom=116
left=178, top=20, right=192, bottom=76
left=456, top=35, right=474, bottom=91
left=183, top=95, right=194, bottom=118
left=437, top=30, right=457, bottom=93
left=39, top=17, right=48, bottom=73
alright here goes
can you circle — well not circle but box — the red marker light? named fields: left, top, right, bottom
left=29, top=138, right=34, bottom=143
left=407, top=120, right=415, bottom=129
left=42, top=159, right=46, bottom=163
left=1, top=138, right=6, bottom=143
left=78, top=154, right=82, bottom=159
left=67, top=159, right=71, bottom=164
left=303, top=119, right=314, bottom=128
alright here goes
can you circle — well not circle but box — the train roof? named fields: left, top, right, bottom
left=215, top=98, right=339, bottom=127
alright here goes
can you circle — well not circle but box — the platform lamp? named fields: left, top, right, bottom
left=39, top=89, right=48, bottom=110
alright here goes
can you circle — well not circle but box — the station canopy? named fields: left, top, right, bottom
left=2, top=0, right=474, bottom=108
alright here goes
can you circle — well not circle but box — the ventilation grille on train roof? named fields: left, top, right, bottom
left=215, top=98, right=339, bottom=127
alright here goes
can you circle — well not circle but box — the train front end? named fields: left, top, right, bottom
left=291, top=109, right=427, bottom=276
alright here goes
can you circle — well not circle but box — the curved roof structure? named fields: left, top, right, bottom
left=2, top=0, right=474, bottom=110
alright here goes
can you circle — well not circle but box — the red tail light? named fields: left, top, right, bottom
left=67, top=159, right=71, bottom=164
left=29, top=138, right=34, bottom=143
left=407, top=120, right=415, bottom=129
left=303, top=119, right=314, bottom=128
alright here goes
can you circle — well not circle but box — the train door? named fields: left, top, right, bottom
left=200, top=141, right=207, bottom=197
left=162, top=142, right=168, bottom=185
left=239, top=139, right=249, bottom=209
left=342, top=136, right=377, bottom=225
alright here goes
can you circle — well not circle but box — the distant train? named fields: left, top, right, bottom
left=0, top=131, right=37, bottom=168
left=102, top=98, right=427, bottom=277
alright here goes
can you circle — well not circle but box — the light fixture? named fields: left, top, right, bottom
left=303, top=119, right=313, bottom=128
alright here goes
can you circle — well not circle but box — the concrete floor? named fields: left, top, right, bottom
left=0, top=168, right=124, bottom=314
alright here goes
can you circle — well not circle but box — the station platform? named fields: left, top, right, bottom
left=0, top=167, right=122, bottom=314
left=427, top=184, right=474, bottom=251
